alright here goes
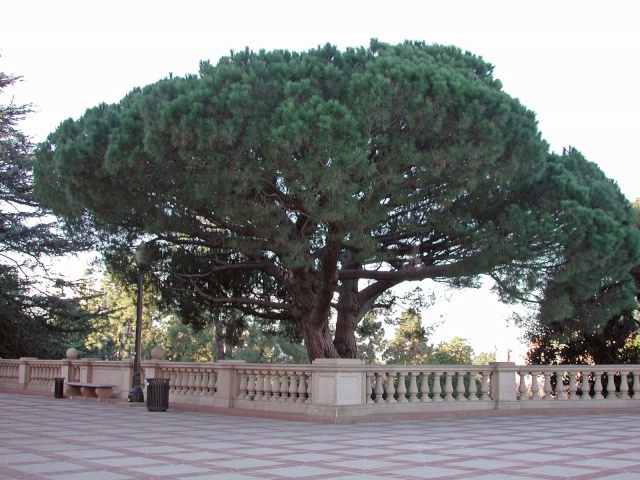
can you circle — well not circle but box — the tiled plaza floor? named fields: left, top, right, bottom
left=1, top=392, right=639, bottom=479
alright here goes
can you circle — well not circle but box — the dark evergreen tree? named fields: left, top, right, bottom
left=0, top=70, right=97, bottom=358
left=34, top=41, right=640, bottom=360
left=524, top=200, right=640, bottom=364
left=383, top=308, right=433, bottom=364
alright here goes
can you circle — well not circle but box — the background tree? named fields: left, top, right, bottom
left=232, top=319, right=309, bottom=363
left=383, top=308, right=434, bottom=364
left=523, top=199, right=640, bottom=364
left=523, top=262, right=640, bottom=364
left=157, top=317, right=217, bottom=362
left=356, top=310, right=387, bottom=364
left=0, top=69, right=98, bottom=358
left=473, top=350, right=497, bottom=365
left=34, top=41, right=640, bottom=361
left=431, top=336, right=475, bottom=364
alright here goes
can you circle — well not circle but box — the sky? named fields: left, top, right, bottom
left=2, top=0, right=638, bottom=360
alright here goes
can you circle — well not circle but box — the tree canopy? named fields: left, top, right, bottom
left=523, top=199, right=640, bottom=365
left=0, top=69, right=97, bottom=358
left=34, top=40, right=640, bottom=361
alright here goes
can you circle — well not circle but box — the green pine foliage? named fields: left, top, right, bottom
left=0, top=70, right=99, bottom=358
left=383, top=308, right=434, bottom=364
left=34, top=41, right=640, bottom=360
left=523, top=200, right=640, bottom=364
left=355, top=310, right=387, bottom=364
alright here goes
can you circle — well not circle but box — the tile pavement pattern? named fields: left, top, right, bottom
left=1, top=392, right=639, bottom=479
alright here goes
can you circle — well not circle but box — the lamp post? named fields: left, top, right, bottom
left=128, top=242, right=149, bottom=403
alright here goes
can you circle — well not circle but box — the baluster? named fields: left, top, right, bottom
left=407, top=372, right=419, bottom=402
left=443, top=372, right=454, bottom=401
left=622, top=372, right=632, bottom=399
left=480, top=372, right=490, bottom=401
left=385, top=372, right=397, bottom=403
left=212, top=369, right=219, bottom=394
left=455, top=372, right=466, bottom=401
left=204, top=370, right=212, bottom=395
left=246, top=370, right=256, bottom=399
left=172, top=369, right=182, bottom=394
left=193, top=370, right=202, bottom=395
left=593, top=371, right=605, bottom=400
left=568, top=371, right=577, bottom=399
left=373, top=372, right=384, bottom=403
left=262, top=370, right=272, bottom=401
left=178, top=369, right=186, bottom=394
left=518, top=371, right=528, bottom=400
left=543, top=372, right=553, bottom=400
left=186, top=369, right=196, bottom=395
left=366, top=373, right=375, bottom=403
left=297, top=371, right=308, bottom=403
left=578, top=371, right=588, bottom=399
left=209, top=370, right=217, bottom=396
left=530, top=372, right=540, bottom=400
left=288, top=371, right=298, bottom=402
left=279, top=371, right=289, bottom=402
left=307, top=374, right=312, bottom=404
left=555, top=371, right=566, bottom=399
left=270, top=371, right=280, bottom=401
left=254, top=371, right=264, bottom=401
left=606, top=372, right=618, bottom=400
left=238, top=369, right=248, bottom=399
left=419, top=372, right=430, bottom=402
left=432, top=372, right=443, bottom=402
left=163, top=368, right=172, bottom=393
left=397, top=372, right=408, bottom=403
left=468, top=372, right=478, bottom=401
left=199, top=370, right=208, bottom=394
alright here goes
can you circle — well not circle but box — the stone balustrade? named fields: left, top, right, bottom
left=1, top=357, right=638, bottom=421
left=517, top=366, right=639, bottom=402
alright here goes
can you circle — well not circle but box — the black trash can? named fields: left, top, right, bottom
left=54, top=377, right=65, bottom=398
left=146, top=378, right=170, bottom=412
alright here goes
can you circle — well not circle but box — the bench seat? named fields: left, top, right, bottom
left=66, top=382, right=116, bottom=400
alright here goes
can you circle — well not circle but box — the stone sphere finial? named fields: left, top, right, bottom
left=66, top=348, right=78, bottom=359
left=150, top=346, right=164, bottom=360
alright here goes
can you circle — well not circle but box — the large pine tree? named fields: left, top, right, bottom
left=34, top=41, right=640, bottom=360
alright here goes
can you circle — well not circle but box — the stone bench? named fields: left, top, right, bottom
left=66, top=382, right=116, bottom=400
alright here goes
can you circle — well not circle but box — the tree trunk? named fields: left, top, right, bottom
left=334, top=318, right=357, bottom=358
left=333, top=276, right=360, bottom=358
left=299, top=319, right=340, bottom=361
left=288, top=262, right=341, bottom=362
left=214, top=315, right=225, bottom=360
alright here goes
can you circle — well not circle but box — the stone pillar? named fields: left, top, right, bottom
left=311, top=359, right=366, bottom=406
left=142, top=346, right=166, bottom=379
left=489, top=362, right=519, bottom=410
left=213, top=360, right=246, bottom=408
left=60, top=348, right=78, bottom=383
left=18, top=357, right=37, bottom=390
